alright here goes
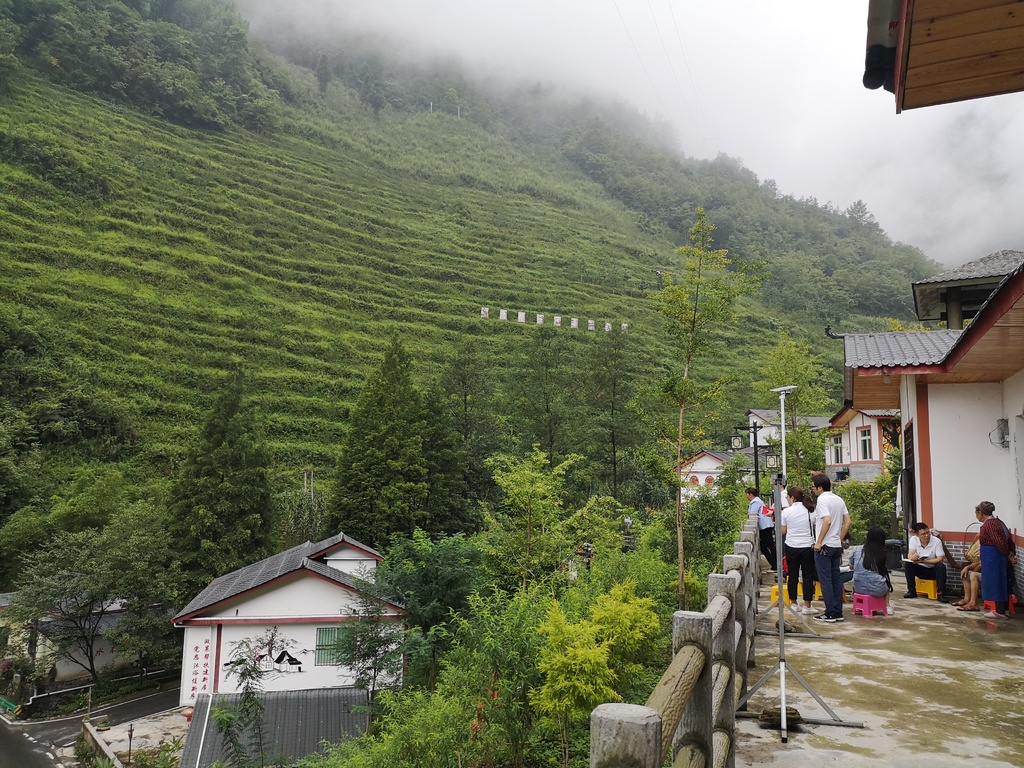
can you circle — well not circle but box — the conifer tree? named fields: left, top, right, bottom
left=168, top=366, right=276, bottom=600
left=328, top=339, right=470, bottom=550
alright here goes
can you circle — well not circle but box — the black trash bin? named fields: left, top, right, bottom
left=885, top=539, right=904, bottom=571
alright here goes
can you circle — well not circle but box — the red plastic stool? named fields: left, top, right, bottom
left=983, top=596, right=1017, bottom=616
left=852, top=593, right=888, bottom=617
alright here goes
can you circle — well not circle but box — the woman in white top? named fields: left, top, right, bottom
left=781, top=487, right=817, bottom=615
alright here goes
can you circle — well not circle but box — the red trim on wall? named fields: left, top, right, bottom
left=213, top=624, right=222, bottom=694
left=916, top=382, right=932, bottom=527
left=181, top=615, right=402, bottom=627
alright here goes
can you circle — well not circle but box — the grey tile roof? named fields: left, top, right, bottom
left=173, top=535, right=370, bottom=621
left=307, top=531, right=381, bottom=560
left=179, top=688, right=368, bottom=768
left=747, top=409, right=831, bottom=430
left=843, top=330, right=961, bottom=368
left=913, top=249, right=1024, bottom=285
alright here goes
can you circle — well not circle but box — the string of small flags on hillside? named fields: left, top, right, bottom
left=480, top=308, right=628, bottom=332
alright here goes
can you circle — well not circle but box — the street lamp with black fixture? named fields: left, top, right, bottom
left=730, top=421, right=765, bottom=491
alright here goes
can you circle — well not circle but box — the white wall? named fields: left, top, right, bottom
left=177, top=573, right=402, bottom=706
left=324, top=550, right=378, bottom=577
left=215, top=574, right=366, bottom=619
left=927, top=383, right=1012, bottom=533
left=180, top=625, right=216, bottom=705
left=1001, top=367, right=1024, bottom=536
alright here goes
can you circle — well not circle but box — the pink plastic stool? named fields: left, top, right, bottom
left=852, top=593, right=888, bottom=617
left=982, top=596, right=1017, bottom=616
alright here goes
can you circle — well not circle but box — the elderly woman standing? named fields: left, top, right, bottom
left=976, top=501, right=1017, bottom=620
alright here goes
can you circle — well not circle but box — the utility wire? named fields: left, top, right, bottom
left=646, top=0, right=691, bottom=115
left=665, top=0, right=714, bottom=143
left=611, top=0, right=670, bottom=116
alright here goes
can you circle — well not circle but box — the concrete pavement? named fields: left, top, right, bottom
left=736, top=571, right=1024, bottom=767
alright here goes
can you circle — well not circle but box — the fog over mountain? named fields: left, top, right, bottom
left=239, top=0, right=1024, bottom=267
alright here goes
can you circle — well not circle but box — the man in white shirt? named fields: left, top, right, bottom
left=903, top=522, right=948, bottom=602
left=811, top=474, right=851, bottom=623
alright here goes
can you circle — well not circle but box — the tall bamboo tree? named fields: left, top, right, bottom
left=650, top=208, right=757, bottom=609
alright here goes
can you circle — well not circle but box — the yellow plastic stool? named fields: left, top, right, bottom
left=769, top=585, right=792, bottom=605
left=915, top=577, right=939, bottom=600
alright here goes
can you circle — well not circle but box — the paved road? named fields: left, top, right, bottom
left=0, top=686, right=180, bottom=768
left=0, top=721, right=55, bottom=768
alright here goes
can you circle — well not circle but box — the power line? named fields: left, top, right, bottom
left=665, top=0, right=713, bottom=142
left=611, top=0, right=670, bottom=116
left=645, top=0, right=691, bottom=116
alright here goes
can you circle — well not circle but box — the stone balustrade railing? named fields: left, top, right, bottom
left=590, top=513, right=759, bottom=768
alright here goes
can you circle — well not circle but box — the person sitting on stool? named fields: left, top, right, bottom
left=903, top=522, right=948, bottom=602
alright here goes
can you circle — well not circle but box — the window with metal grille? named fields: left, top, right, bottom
left=315, top=627, right=341, bottom=666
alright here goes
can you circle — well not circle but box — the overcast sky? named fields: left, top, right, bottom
left=254, top=1, right=1024, bottom=267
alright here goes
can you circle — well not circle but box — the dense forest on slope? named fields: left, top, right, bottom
left=0, top=0, right=938, bottom=572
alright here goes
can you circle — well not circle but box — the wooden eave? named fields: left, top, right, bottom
left=896, top=0, right=1024, bottom=112
left=847, top=270, right=1024, bottom=409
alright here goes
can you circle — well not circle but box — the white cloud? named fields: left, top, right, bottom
left=243, top=0, right=1024, bottom=266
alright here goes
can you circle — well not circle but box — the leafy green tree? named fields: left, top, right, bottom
left=447, top=588, right=549, bottom=768
left=276, top=471, right=329, bottom=548
left=440, top=341, right=502, bottom=502
left=327, top=339, right=471, bottom=551
left=504, top=327, right=584, bottom=466
left=590, top=581, right=660, bottom=687
left=315, top=52, right=331, bottom=95
left=483, top=448, right=580, bottom=590
left=101, top=502, right=181, bottom=669
left=167, top=367, right=276, bottom=600
left=650, top=208, right=758, bottom=609
left=0, top=17, right=20, bottom=94
left=8, top=502, right=177, bottom=682
left=376, top=529, right=480, bottom=689
left=531, top=603, right=616, bottom=768
left=331, top=590, right=405, bottom=726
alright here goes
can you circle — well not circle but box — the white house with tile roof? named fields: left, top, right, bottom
left=172, top=533, right=402, bottom=707
left=825, top=407, right=900, bottom=482
left=840, top=250, right=1023, bottom=589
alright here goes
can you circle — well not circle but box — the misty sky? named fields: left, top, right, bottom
left=252, top=1, right=1024, bottom=267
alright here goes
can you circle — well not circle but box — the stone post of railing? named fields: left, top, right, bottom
left=590, top=703, right=662, bottom=768
left=731, top=540, right=756, bottom=671
left=708, top=572, right=738, bottom=768
left=671, top=610, right=713, bottom=768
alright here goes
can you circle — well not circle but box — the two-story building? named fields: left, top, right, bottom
left=825, top=407, right=900, bottom=481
